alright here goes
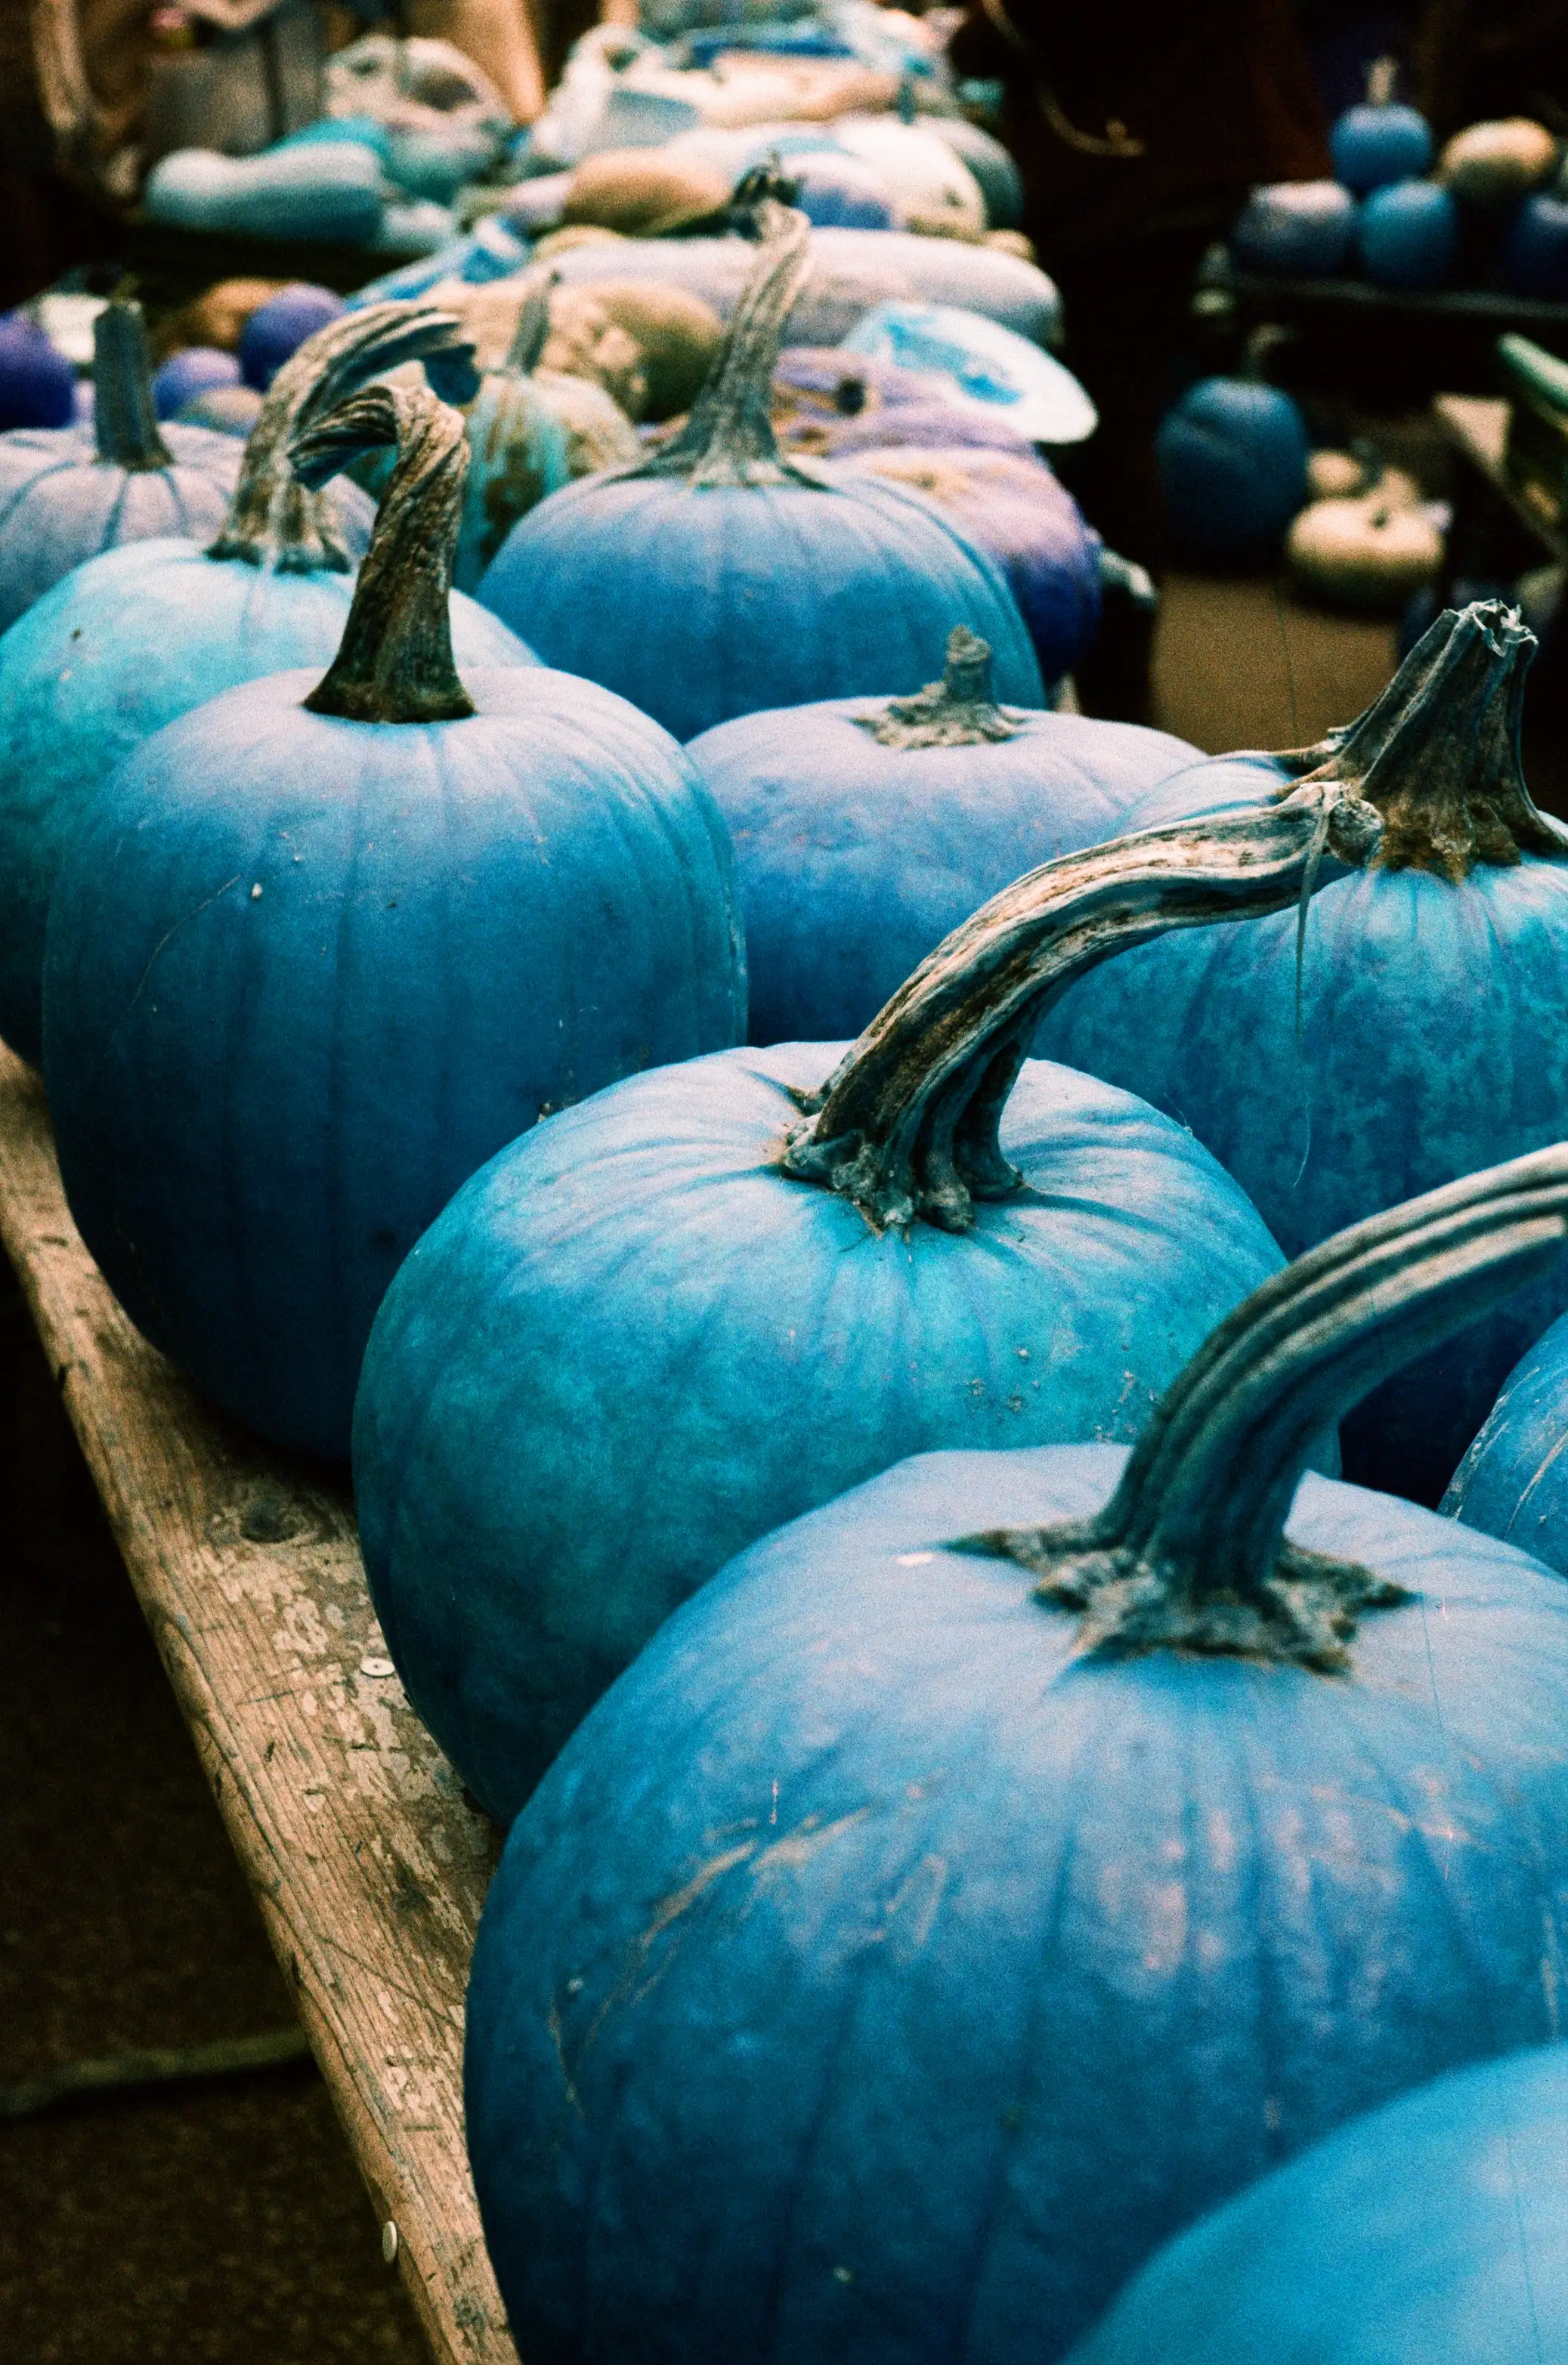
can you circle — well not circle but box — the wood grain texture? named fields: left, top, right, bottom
left=0, top=1043, right=515, bottom=2365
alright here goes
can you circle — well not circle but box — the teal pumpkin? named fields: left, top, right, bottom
left=478, top=205, right=1042, bottom=740
left=353, top=781, right=1384, bottom=1820
left=0, top=302, right=243, bottom=629
left=0, top=301, right=531, bottom=1070
left=42, top=382, right=742, bottom=1458
left=466, top=1146, right=1568, bottom=2365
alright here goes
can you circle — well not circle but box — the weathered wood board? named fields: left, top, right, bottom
left=0, top=1042, right=515, bottom=2365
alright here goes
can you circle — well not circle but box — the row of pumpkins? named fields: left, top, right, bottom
left=1234, top=63, right=1568, bottom=297
left=8, top=184, right=1568, bottom=2363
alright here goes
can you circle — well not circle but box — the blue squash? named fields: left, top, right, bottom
left=0, top=301, right=243, bottom=630
left=1155, top=376, right=1308, bottom=559
left=238, top=283, right=348, bottom=390
left=1330, top=96, right=1433, bottom=194
left=1039, top=601, right=1568, bottom=1506
left=1504, top=193, right=1568, bottom=298
left=690, top=627, right=1197, bottom=1043
left=0, top=312, right=77, bottom=431
left=465, top=1145, right=1568, bottom=2365
left=0, top=302, right=525, bottom=1070
left=1442, top=1302, right=1568, bottom=1572
left=42, top=380, right=743, bottom=1458
left=1356, top=178, right=1458, bottom=289
left=1230, top=180, right=1358, bottom=276
left=477, top=203, right=1043, bottom=739
left=152, top=345, right=242, bottom=419
left=1067, top=2045, right=1568, bottom=2364
left=353, top=781, right=1387, bottom=1821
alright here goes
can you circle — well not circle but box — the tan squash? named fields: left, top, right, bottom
left=1287, top=491, right=1443, bottom=607
left=561, top=150, right=730, bottom=237
left=568, top=280, right=723, bottom=421
left=1438, top=118, right=1558, bottom=206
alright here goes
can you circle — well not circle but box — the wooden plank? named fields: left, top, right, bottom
left=0, top=1043, right=514, bottom=2365
left=1433, top=392, right=1568, bottom=563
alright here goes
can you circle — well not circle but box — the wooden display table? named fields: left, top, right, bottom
left=0, top=1043, right=515, bottom=2365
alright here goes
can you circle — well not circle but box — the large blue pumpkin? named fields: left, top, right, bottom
left=1442, top=1302, right=1568, bottom=1573
left=466, top=1145, right=1568, bottom=2365
left=1039, top=601, right=1568, bottom=1506
left=0, top=302, right=530, bottom=1071
left=0, top=301, right=243, bottom=630
left=42, top=381, right=744, bottom=1459
left=690, top=627, right=1197, bottom=1043
left=1068, top=2045, right=1568, bottom=2364
left=477, top=203, right=1042, bottom=740
left=353, top=783, right=1385, bottom=1821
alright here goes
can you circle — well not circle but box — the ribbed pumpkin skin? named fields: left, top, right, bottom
left=43, top=666, right=744, bottom=1458
left=0, top=532, right=530, bottom=1068
left=353, top=1044, right=1283, bottom=1821
left=0, top=420, right=244, bottom=629
left=689, top=699, right=1198, bottom=1043
left=1067, top=2045, right=1568, bottom=2365
left=478, top=469, right=1043, bottom=741
left=1037, top=752, right=1568, bottom=1504
left=466, top=1445, right=1568, bottom=2365
left=1443, top=1305, right=1568, bottom=1574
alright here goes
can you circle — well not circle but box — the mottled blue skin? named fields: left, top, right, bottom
left=354, top=1043, right=1285, bottom=1822
left=1229, top=181, right=1357, bottom=277
left=1038, top=752, right=1568, bottom=1504
left=0, top=530, right=530, bottom=1068
left=466, top=1445, right=1568, bottom=2365
left=1068, top=2044, right=1568, bottom=2364
left=688, top=697, right=1198, bottom=1043
left=0, top=419, right=244, bottom=630
left=477, top=467, right=1044, bottom=742
left=1443, top=1303, right=1568, bottom=1573
left=42, top=666, right=744, bottom=1459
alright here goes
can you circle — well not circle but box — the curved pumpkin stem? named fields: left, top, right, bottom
left=1285, top=600, right=1566, bottom=880
left=634, top=200, right=822, bottom=490
left=92, top=301, right=171, bottom=472
left=960, top=1143, right=1568, bottom=1669
left=855, top=627, right=1025, bottom=750
left=209, top=301, right=481, bottom=577
left=292, top=384, right=475, bottom=726
left=779, top=784, right=1384, bottom=1232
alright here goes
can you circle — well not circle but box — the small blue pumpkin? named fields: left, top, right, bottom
left=1066, top=2045, right=1568, bottom=2365
left=0, top=312, right=77, bottom=431
left=1356, top=178, right=1458, bottom=289
left=354, top=781, right=1383, bottom=1820
left=42, top=380, right=743, bottom=1458
left=478, top=204, right=1042, bottom=739
left=689, top=626, right=1197, bottom=1043
left=1442, top=1301, right=1568, bottom=1572
left=0, top=301, right=243, bottom=631
left=465, top=1145, right=1568, bottom=2365
left=1330, top=81, right=1433, bottom=194
left=1155, top=376, right=1309, bottom=558
left=238, top=283, right=348, bottom=390
left=1229, top=180, right=1358, bottom=277
left=1504, top=192, right=1568, bottom=297
left=152, top=345, right=242, bottom=419
left=0, top=302, right=526, bottom=1070
left=1038, top=601, right=1568, bottom=1507
left=784, top=151, right=902, bottom=230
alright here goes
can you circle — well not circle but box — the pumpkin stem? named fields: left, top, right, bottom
left=633, top=200, right=824, bottom=490
left=505, top=270, right=556, bottom=378
left=1283, top=600, right=1566, bottom=880
left=855, top=627, right=1025, bottom=749
left=92, top=301, right=172, bottom=471
left=960, top=1144, right=1568, bottom=1670
left=209, top=301, right=481, bottom=576
left=290, top=384, right=476, bottom=725
left=778, top=784, right=1384, bottom=1233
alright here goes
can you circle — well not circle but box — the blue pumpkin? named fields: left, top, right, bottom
left=42, top=380, right=743, bottom=1458
left=0, top=302, right=524, bottom=1071
left=690, top=626, right=1197, bottom=1043
left=1038, top=601, right=1568, bottom=1507
left=238, top=283, right=348, bottom=390
left=0, top=312, right=77, bottom=431
left=784, top=152, right=901, bottom=230
left=1229, top=180, right=1358, bottom=277
left=465, top=1145, right=1568, bottom=2365
left=354, top=782, right=1383, bottom=1821
left=152, top=345, right=242, bottom=419
left=1067, top=2044, right=1568, bottom=2365
left=1155, top=376, right=1309, bottom=558
left=0, top=301, right=243, bottom=631
left=1356, top=179, right=1458, bottom=289
left=1442, top=1301, right=1568, bottom=1572
left=1504, top=193, right=1568, bottom=297
left=1330, top=95, right=1433, bottom=194
left=478, top=204, right=1041, bottom=740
